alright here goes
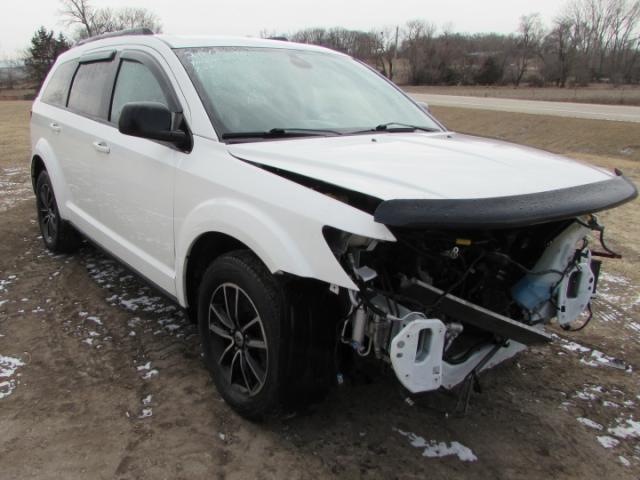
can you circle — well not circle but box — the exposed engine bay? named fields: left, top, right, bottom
left=325, top=215, right=616, bottom=396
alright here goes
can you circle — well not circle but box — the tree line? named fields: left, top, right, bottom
left=6, top=0, right=640, bottom=91
left=276, top=0, right=640, bottom=86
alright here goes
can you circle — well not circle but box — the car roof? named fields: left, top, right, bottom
left=59, top=33, right=342, bottom=61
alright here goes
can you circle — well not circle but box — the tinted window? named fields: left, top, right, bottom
left=68, top=61, right=113, bottom=118
left=41, top=61, right=77, bottom=107
left=110, top=60, right=168, bottom=124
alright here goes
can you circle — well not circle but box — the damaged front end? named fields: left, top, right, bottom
left=324, top=174, right=637, bottom=397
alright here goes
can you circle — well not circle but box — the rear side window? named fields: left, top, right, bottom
left=68, top=61, right=113, bottom=118
left=41, top=61, right=77, bottom=107
left=110, top=60, right=168, bottom=124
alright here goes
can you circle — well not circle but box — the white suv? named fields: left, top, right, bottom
left=31, top=30, right=636, bottom=418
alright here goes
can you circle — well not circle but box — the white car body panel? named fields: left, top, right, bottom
left=228, top=132, right=614, bottom=201
left=173, top=137, right=397, bottom=303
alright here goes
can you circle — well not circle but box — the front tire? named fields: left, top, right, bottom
left=35, top=171, right=80, bottom=253
left=198, top=250, right=287, bottom=419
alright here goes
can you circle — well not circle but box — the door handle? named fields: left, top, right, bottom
left=93, top=141, right=111, bottom=154
left=49, top=122, right=62, bottom=133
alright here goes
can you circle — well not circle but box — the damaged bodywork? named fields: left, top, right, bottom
left=231, top=138, right=637, bottom=398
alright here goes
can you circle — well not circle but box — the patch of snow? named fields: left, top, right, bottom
left=619, top=456, right=630, bottom=467
left=597, top=435, right=620, bottom=449
left=142, top=394, right=152, bottom=405
left=139, top=408, right=152, bottom=419
left=82, top=338, right=94, bottom=346
left=561, top=341, right=591, bottom=353
left=218, top=433, right=226, bottom=441
left=137, top=362, right=158, bottom=379
left=394, top=429, right=477, bottom=462
left=137, top=362, right=151, bottom=371
left=609, top=418, right=640, bottom=439
left=580, top=350, right=628, bottom=371
left=87, top=316, right=102, bottom=325
left=142, top=369, right=158, bottom=380
left=577, top=417, right=603, bottom=430
left=0, top=355, right=25, bottom=400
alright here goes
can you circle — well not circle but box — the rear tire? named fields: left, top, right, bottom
left=197, top=250, right=339, bottom=419
left=35, top=171, right=81, bottom=253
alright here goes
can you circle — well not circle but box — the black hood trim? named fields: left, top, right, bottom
left=375, top=171, right=638, bottom=230
left=233, top=155, right=383, bottom=215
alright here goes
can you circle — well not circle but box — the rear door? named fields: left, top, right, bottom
left=62, top=51, right=118, bottom=226
left=31, top=59, right=79, bottom=214
left=90, top=50, right=184, bottom=294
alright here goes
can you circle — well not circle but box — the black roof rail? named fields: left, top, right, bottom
left=76, top=28, right=154, bottom=46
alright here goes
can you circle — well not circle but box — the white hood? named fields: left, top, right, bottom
left=227, top=132, right=613, bottom=200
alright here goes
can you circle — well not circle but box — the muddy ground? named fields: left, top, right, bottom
left=1, top=101, right=639, bottom=479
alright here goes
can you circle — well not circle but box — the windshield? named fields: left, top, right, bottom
left=174, top=46, right=442, bottom=139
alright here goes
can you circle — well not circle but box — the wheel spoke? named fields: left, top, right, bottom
left=244, top=350, right=265, bottom=389
left=239, top=352, right=252, bottom=393
left=210, top=304, right=234, bottom=331
left=218, top=341, right=235, bottom=365
left=209, top=322, right=233, bottom=340
left=246, top=338, right=267, bottom=350
left=46, top=218, right=53, bottom=239
left=223, top=285, right=238, bottom=328
left=241, top=316, right=260, bottom=333
left=39, top=190, right=48, bottom=208
left=229, top=349, right=241, bottom=383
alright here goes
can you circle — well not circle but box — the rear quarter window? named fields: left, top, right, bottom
left=41, top=61, right=77, bottom=107
left=68, top=61, right=113, bottom=118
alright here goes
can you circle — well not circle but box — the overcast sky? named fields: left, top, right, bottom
left=1, top=0, right=565, bottom=57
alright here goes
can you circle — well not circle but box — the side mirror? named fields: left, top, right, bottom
left=118, top=102, right=188, bottom=147
left=417, top=101, right=431, bottom=113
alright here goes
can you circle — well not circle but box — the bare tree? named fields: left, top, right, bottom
left=512, top=13, right=545, bottom=86
left=60, top=0, right=162, bottom=40
left=402, top=20, right=437, bottom=84
left=369, top=27, right=399, bottom=79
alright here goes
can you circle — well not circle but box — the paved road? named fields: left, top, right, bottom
left=410, top=93, right=640, bottom=123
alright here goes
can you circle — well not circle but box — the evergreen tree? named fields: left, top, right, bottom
left=24, top=27, right=70, bottom=88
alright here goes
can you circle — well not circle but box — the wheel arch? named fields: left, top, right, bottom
left=31, top=138, right=71, bottom=218
left=183, top=231, right=255, bottom=312
left=31, top=154, right=46, bottom=191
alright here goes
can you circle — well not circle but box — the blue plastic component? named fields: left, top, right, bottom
left=511, top=275, right=554, bottom=311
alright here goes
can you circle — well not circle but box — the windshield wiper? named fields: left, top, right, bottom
left=222, top=127, right=343, bottom=140
left=352, top=122, right=440, bottom=134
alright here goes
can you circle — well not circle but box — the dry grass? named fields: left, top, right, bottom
left=0, top=101, right=31, bottom=166
left=405, top=85, right=640, bottom=106
left=432, top=106, right=640, bottom=162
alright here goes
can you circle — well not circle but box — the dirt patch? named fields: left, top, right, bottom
left=1, top=101, right=639, bottom=478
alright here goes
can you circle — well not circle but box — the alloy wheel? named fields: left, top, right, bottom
left=208, top=282, right=268, bottom=396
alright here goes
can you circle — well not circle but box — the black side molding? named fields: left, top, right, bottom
left=374, top=173, right=638, bottom=230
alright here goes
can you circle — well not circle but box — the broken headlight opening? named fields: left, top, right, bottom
left=323, top=216, right=616, bottom=398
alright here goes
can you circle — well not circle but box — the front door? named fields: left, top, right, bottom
left=92, top=53, right=184, bottom=295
